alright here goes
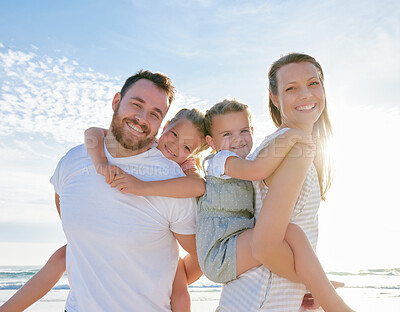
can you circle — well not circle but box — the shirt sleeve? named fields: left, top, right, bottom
left=169, top=197, right=197, bottom=235
left=206, top=150, right=241, bottom=178
left=50, top=157, right=65, bottom=195
left=49, top=150, right=71, bottom=195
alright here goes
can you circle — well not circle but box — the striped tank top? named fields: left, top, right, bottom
left=217, top=129, right=321, bottom=312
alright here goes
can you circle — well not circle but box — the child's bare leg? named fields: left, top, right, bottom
left=236, top=228, right=261, bottom=276
left=0, top=245, right=66, bottom=312
left=170, top=257, right=191, bottom=312
left=237, top=227, right=300, bottom=280
left=285, top=224, right=353, bottom=312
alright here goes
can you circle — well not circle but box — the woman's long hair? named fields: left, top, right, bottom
left=268, top=53, right=333, bottom=200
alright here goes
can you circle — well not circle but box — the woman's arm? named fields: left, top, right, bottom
left=253, top=143, right=354, bottom=312
left=251, top=143, right=315, bottom=279
left=0, top=245, right=66, bottom=312
left=225, top=129, right=313, bottom=181
left=110, top=172, right=206, bottom=198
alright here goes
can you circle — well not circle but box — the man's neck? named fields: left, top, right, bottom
left=105, top=130, right=151, bottom=158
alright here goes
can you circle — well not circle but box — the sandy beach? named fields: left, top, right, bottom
left=1, top=287, right=400, bottom=311
left=0, top=289, right=220, bottom=312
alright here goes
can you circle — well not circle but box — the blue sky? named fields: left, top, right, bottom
left=1, top=0, right=399, bottom=271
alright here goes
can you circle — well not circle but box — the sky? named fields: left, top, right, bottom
left=0, top=0, right=399, bottom=272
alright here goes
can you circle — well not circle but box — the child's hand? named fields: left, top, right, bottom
left=301, top=292, right=321, bottom=310
left=110, top=172, right=149, bottom=195
left=300, top=281, right=344, bottom=310
left=287, top=128, right=314, bottom=146
left=304, top=140, right=317, bottom=160
left=95, top=163, right=123, bottom=184
left=291, top=141, right=316, bottom=162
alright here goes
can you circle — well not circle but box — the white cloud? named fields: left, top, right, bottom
left=0, top=47, right=120, bottom=143
left=0, top=45, right=217, bottom=229
left=0, top=46, right=215, bottom=144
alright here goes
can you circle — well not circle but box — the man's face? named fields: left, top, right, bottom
left=111, top=79, right=169, bottom=152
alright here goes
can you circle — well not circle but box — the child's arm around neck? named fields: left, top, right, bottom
left=111, top=168, right=206, bottom=198
left=85, top=127, right=206, bottom=198
left=225, top=128, right=313, bottom=181
left=85, top=127, right=124, bottom=183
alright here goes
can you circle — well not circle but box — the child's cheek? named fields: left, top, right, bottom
left=222, top=139, right=230, bottom=151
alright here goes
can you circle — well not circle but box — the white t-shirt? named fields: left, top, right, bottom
left=204, top=150, right=241, bottom=179
left=50, top=143, right=197, bottom=312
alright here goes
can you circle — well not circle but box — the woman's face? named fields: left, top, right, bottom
left=272, top=62, right=325, bottom=133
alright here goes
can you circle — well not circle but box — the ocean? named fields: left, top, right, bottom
left=0, top=266, right=399, bottom=311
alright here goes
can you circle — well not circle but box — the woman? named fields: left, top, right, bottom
left=217, top=53, right=350, bottom=311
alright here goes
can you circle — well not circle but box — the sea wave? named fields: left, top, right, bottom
left=0, top=269, right=38, bottom=279
left=0, top=282, right=70, bottom=290
left=0, top=267, right=398, bottom=291
left=328, top=268, right=400, bottom=276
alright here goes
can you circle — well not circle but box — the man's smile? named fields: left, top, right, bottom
left=127, top=121, right=145, bottom=134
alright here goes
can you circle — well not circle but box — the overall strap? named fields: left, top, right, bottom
left=202, top=154, right=215, bottom=174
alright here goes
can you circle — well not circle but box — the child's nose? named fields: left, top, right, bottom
left=231, top=136, right=241, bottom=145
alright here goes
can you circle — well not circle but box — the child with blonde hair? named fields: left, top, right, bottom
left=198, top=99, right=353, bottom=311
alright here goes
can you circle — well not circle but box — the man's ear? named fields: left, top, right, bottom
left=112, top=92, right=121, bottom=112
left=269, top=91, right=280, bottom=111
left=205, top=135, right=216, bottom=150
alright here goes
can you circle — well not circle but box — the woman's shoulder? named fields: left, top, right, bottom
left=249, top=128, right=290, bottom=160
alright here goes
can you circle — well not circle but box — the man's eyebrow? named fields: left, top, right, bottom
left=154, top=107, right=164, bottom=117
left=130, top=96, right=145, bottom=103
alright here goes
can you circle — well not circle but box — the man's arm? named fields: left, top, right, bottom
left=173, top=233, right=202, bottom=285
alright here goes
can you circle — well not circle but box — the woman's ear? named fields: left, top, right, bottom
left=112, top=92, right=121, bottom=112
left=205, top=135, right=216, bottom=150
left=269, top=91, right=280, bottom=111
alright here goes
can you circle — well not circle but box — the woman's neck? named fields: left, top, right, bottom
left=279, top=122, right=313, bottom=134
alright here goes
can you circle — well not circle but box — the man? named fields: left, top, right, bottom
left=50, top=70, right=201, bottom=311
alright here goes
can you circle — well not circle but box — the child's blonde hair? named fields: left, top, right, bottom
left=167, top=108, right=209, bottom=170
left=268, top=52, right=333, bottom=200
left=204, top=99, right=251, bottom=137
left=168, top=108, right=208, bottom=154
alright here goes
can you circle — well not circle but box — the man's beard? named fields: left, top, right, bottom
left=111, top=108, right=155, bottom=151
